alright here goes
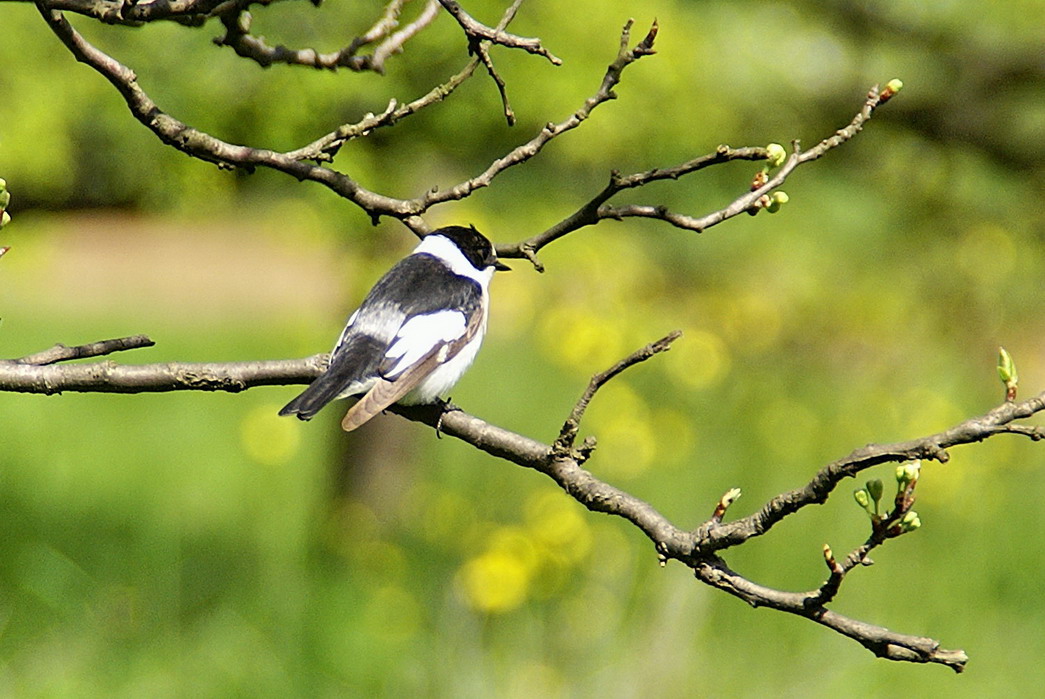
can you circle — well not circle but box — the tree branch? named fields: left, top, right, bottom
left=34, top=2, right=452, bottom=218
left=498, top=83, right=896, bottom=266
left=696, top=392, right=1045, bottom=554
left=693, top=556, right=969, bottom=671
left=214, top=0, right=442, bottom=73
left=8, top=4, right=1023, bottom=672
left=407, top=19, right=659, bottom=213
left=27, top=0, right=244, bottom=25
left=437, top=0, right=561, bottom=65
left=5, top=334, right=1037, bottom=671
left=0, top=344, right=324, bottom=393
left=32, top=0, right=571, bottom=223
left=34, top=4, right=888, bottom=263
left=283, top=60, right=482, bottom=163
left=15, top=334, right=155, bottom=365
left=554, top=329, right=681, bottom=452
left=30, top=0, right=898, bottom=275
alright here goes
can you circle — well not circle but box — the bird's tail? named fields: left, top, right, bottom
left=278, top=375, right=346, bottom=421
left=279, top=334, right=385, bottom=421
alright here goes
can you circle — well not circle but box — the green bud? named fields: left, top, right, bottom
left=765, top=143, right=787, bottom=168
left=998, top=346, right=1018, bottom=400
left=998, top=347, right=1017, bottom=383
left=879, top=79, right=904, bottom=104
left=895, top=460, right=920, bottom=487
left=0, top=178, right=10, bottom=223
left=899, top=510, right=921, bottom=532
left=853, top=488, right=873, bottom=515
left=866, top=478, right=884, bottom=507
left=765, top=191, right=789, bottom=214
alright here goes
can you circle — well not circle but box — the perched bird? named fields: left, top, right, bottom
left=280, top=225, right=509, bottom=431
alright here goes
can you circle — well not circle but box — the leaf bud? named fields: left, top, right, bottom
left=880, top=79, right=904, bottom=102
left=766, top=191, right=789, bottom=213
left=895, top=460, right=921, bottom=487
left=765, top=143, right=787, bottom=168
left=866, top=478, right=884, bottom=507
left=853, top=488, right=872, bottom=514
left=899, top=510, right=921, bottom=532
left=998, top=346, right=1018, bottom=400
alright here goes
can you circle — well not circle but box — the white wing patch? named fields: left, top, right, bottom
left=382, top=310, right=468, bottom=379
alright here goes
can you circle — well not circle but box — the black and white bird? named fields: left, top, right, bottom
left=279, top=225, right=509, bottom=431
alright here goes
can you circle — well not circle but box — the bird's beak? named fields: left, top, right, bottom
left=494, top=260, right=512, bottom=272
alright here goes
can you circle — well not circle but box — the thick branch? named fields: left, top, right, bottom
left=0, top=352, right=325, bottom=393
left=31, top=0, right=241, bottom=24
left=4, top=335, right=1040, bottom=669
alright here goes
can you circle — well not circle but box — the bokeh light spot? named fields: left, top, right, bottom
left=664, top=329, right=731, bottom=391
left=524, top=491, right=593, bottom=565
left=456, top=550, right=533, bottom=614
left=239, top=403, right=300, bottom=466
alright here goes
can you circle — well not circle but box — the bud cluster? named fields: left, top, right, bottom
left=0, top=178, right=10, bottom=258
left=0, top=178, right=10, bottom=230
left=852, top=460, right=922, bottom=537
left=748, top=144, right=790, bottom=216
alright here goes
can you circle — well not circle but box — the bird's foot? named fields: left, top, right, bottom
left=434, top=397, right=462, bottom=439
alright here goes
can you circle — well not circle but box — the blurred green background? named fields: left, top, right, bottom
left=1, top=0, right=1043, bottom=695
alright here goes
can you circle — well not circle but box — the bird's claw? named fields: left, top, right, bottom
left=434, top=397, right=462, bottom=438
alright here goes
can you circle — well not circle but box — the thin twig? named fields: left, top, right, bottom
left=437, top=0, right=562, bottom=65
left=414, top=19, right=660, bottom=211
left=696, top=390, right=1045, bottom=554
left=498, top=145, right=767, bottom=262
left=693, top=556, right=968, bottom=672
left=499, top=84, right=896, bottom=263
left=555, top=330, right=682, bottom=451
left=16, top=335, right=155, bottom=365
left=371, top=0, right=442, bottom=73
left=472, top=38, right=516, bottom=126
left=214, top=0, right=441, bottom=73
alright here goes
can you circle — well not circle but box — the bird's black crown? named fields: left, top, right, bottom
left=431, top=225, right=499, bottom=271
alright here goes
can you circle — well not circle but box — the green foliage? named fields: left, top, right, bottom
left=1, top=0, right=1043, bottom=695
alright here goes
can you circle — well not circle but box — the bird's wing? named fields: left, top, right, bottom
left=340, top=308, right=483, bottom=432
